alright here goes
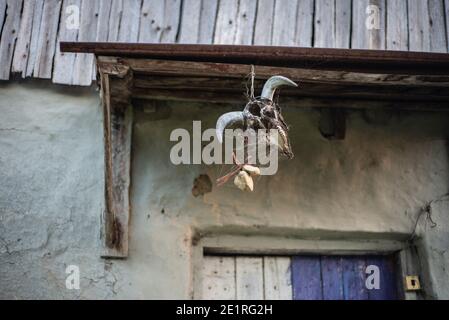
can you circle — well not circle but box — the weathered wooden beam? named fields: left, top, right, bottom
left=131, top=74, right=449, bottom=102
left=131, top=73, right=449, bottom=89
left=131, top=90, right=449, bottom=111
left=61, top=42, right=449, bottom=75
left=98, top=61, right=133, bottom=258
left=94, top=57, right=449, bottom=108
left=113, top=58, right=449, bottom=86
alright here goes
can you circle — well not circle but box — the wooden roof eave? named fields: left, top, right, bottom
left=61, top=42, right=449, bottom=75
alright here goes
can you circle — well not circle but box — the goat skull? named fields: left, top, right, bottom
left=215, top=76, right=297, bottom=159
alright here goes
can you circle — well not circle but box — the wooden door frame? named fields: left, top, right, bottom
left=191, top=234, right=419, bottom=300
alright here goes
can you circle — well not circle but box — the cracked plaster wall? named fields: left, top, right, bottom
left=0, top=80, right=448, bottom=299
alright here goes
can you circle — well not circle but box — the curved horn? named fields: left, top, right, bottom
left=216, top=111, right=244, bottom=144
left=261, top=75, right=298, bottom=101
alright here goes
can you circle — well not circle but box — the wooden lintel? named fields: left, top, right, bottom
left=99, top=62, right=133, bottom=258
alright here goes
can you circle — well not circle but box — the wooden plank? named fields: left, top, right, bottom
left=99, top=63, right=133, bottom=258
left=178, top=0, right=202, bottom=43
left=253, top=0, right=275, bottom=45
left=72, top=0, right=99, bottom=85
left=352, top=0, right=385, bottom=49
left=213, top=0, right=239, bottom=44
left=133, top=73, right=449, bottom=94
left=124, top=59, right=449, bottom=87
left=335, top=0, right=351, bottom=48
left=368, top=0, right=386, bottom=49
left=233, top=0, right=257, bottom=45
left=314, top=0, right=336, bottom=48
left=408, top=0, right=431, bottom=52
left=132, top=88, right=449, bottom=110
left=202, top=256, right=236, bottom=300
left=11, top=0, right=35, bottom=77
left=236, top=257, right=264, bottom=300
left=53, top=0, right=80, bottom=84
left=198, top=0, right=218, bottom=44
left=118, top=0, right=141, bottom=42
left=351, top=0, right=370, bottom=49
left=0, top=1, right=6, bottom=35
left=321, top=256, right=344, bottom=299
left=139, top=0, right=181, bottom=43
left=134, top=85, right=449, bottom=105
left=138, top=0, right=163, bottom=43
left=0, top=0, right=23, bottom=80
left=107, top=0, right=122, bottom=41
left=428, top=0, right=447, bottom=53
left=386, top=0, right=408, bottom=50
left=294, top=0, right=313, bottom=47
left=64, top=43, right=449, bottom=74
left=272, top=0, right=298, bottom=46
left=291, top=256, right=323, bottom=300
left=33, top=0, right=62, bottom=78
left=25, top=0, right=44, bottom=77
left=119, top=57, right=449, bottom=105
left=92, top=0, right=113, bottom=80
left=366, top=255, right=399, bottom=300
left=446, top=0, right=449, bottom=52
left=160, top=0, right=181, bottom=43
left=96, top=0, right=112, bottom=42
left=125, top=59, right=449, bottom=104
left=177, top=0, right=219, bottom=44
left=263, top=257, right=292, bottom=300
left=342, top=257, right=369, bottom=300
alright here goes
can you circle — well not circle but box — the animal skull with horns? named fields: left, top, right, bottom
left=216, top=75, right=298, bottom=160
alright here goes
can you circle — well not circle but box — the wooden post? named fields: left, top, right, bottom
left=98, top=60, right=133, bottom=258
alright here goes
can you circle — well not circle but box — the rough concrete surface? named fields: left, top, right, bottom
left=0, top=80, right=448, bottom=299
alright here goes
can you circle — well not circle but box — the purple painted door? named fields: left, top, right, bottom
left=292, top=255, right=400, bottom=300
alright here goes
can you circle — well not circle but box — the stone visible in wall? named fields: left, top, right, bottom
left=192, top=174, right=212, bottom=197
